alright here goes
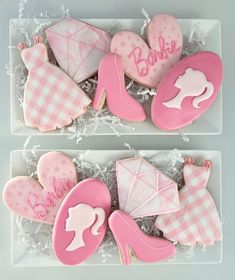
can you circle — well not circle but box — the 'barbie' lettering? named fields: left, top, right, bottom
left=25, top=177, right=74, bottom=219
left=128, top=37, right=181, bottom=77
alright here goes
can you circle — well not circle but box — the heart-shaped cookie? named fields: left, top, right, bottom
left=3, top=152, right=78, bottom=224
left=110, top=14, right=183, bottom=88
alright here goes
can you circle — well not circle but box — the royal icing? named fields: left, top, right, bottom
left=53, top=178, right=111, bottom=265
left=163, top=68, right=215, bottom=109
left=109, top=210, right=176, bottom=264
left=65, top=203, right=105, bottom=251
left=3, top=152, right=78, bottom=224
left=92, top=53, right=146, bottom=122
left=110, top=14, right=183, bottom=88
left=155, top=158, right=223, bottom=246
left=116, top=157, right=179, bottom=218
left=46, top=17, right=111, bottom=83
left=19, top=36, right=91, bottom=132
left=151, top=51, right=223, bottom=131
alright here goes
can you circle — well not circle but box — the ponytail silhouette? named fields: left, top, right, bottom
left=163, top=68, right=214, bottom=109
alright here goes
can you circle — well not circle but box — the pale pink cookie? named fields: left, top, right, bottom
left=46, top=17, right=111, bottom=83
left=110, top=14, right=183, bottom=88
left=52, top=178, right=111, bottom=265
left=3, top=152, right=78, bottom=224
left=116, top=157, right=179, bottom=218
left=109, top=210, right=176, bottom=264
left=155, top=158, right=222, bottom=246
left=18, top=36, right=91, bottom=132
left=151, top=51, right=223, bottom=130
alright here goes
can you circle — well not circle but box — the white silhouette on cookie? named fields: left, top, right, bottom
left=65, top=203, right=105, bottom=251
left=163, top=68, right=214, bottom=109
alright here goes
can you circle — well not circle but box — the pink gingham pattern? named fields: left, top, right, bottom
left=155, top=159, right=222, bottom=246
left=20, top=39, right=91, bottom=131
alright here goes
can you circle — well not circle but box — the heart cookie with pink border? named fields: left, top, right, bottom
left=110, top=14, right=183, bottom=88
left=3, top=152, right=78, bottom=224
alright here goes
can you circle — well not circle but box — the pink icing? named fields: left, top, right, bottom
left=116, top=157, right=179, bottom=218
left=155, top=159, right=222, bottom=246
left=25, top=177, right=74, bottom=220
left=92, top=53, right=146, bottom=122
left=20, top=40, right=91, bottom=132
left=109, top=210, right=176, bottom=264
left=52, top=178, right=111, bottom=265
left=3, top=152, right=78, bottom=224
left=65, top=203, right=105, bottom=251
left=151, top=51, right=223, bottom=130
left=110, top=14, right=183, bottom=88
left=46, top=17, right=111, bottom=83
left=128, top=36, right=181, bottom=77
left=163, top=68, right=214, bottom=109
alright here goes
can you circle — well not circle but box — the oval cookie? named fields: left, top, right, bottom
left=151, top=51, right=223, bottom=130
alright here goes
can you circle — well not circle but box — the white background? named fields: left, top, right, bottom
left=0, top=0, right=234, bottom=279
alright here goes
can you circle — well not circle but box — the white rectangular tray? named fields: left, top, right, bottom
left=10, top=18, right=222, bottom=136
left=10, top=150, right=222, bottom=266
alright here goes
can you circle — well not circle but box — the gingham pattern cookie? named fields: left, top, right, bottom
left=155, top=159, right=222, bottom=246
left=19, top=37, right=91, bottom=131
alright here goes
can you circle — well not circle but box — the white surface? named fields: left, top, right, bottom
left=0, top=0, right=235, bottom=279
left=10, top=150, right=222, bottom=266
left=10, top=18, right=222, bottom=135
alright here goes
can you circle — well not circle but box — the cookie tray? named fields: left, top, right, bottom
left=10, top=150, right=222, bottom=266
left=10, top=18, right=222, bottom=136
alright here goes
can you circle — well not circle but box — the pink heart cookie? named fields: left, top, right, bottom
left=111, top=14, right=183, bottom=88
left=151, top=51, right=223, bottom=130
left=3, top=152, right=78, bottom=224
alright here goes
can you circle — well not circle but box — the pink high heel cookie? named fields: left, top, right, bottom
left=111, top=14, right=183, bottom=88
left=116, top=157, right=180, bottom=218
left=52, top=178, right=111, bottom=265
left=3, top=152, right=78, bottom=224
left=151, top=51, right=223, bottom=130
left=92, top=53, right=146, bottom=122
left=155, top=158, right=222, bottom=246
left=109, top=210, right=176, bottom=264
left=46, top=18, right=111, bottom=83
left=18, top=36, right=91, bottom=131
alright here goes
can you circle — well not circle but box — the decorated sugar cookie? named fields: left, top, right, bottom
left=110, top=14, right=183, bottom=88
left=109, top=210, right=176, bottom=264
left=92, top=53, right=146, bottom=122
left=155, top=158, right=222, bottom=246
left=46, top=17, right=111, bottom=83
left=116, top=157, right=179, bottom=218
left=151, top=51, right=223, bottom=131
left=18, top=36, right=91, bottom=131
left=3, top=152, right=78, bottom=224
left=52, top=178, right=111, bottom=265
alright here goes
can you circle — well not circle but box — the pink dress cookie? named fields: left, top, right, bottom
left=111, top=14, right=183, bottom=88
left=46, top=17, right=111, bottom=83
left=116, top=157, right=179, bottom=218
left=52, top=178, right=111, bottom=265
left=155, top=158, right=222, bottom=246
left=18, top=36, right=91, bottom=131
left=151, top=51, right=223, bottom=130
left=3, top=152, right=78, bottom=224
left=109, top=210, right=176, bottom=264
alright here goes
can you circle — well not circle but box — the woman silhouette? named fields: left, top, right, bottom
left=163, top=68, right=214, bottom=109
left=65, top=203, right=105, bottom=251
